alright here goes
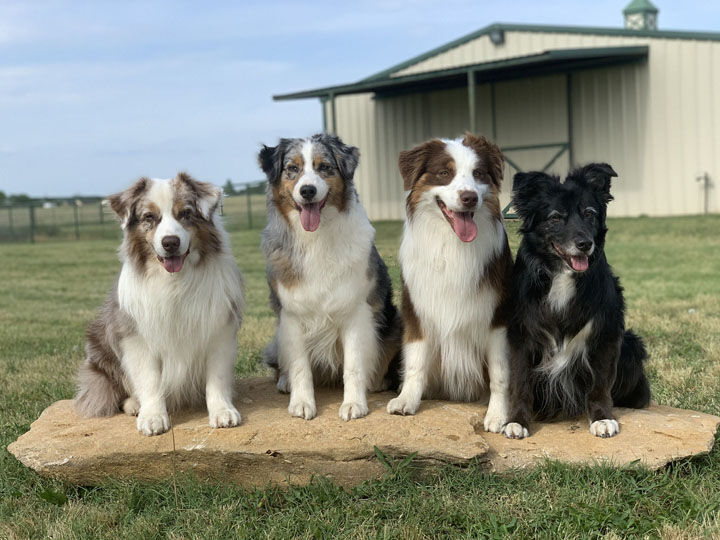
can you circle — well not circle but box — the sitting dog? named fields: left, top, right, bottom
left=259, top=133, right=402, bottom=421
left=386, top=133, right=523, bottom=439
left=505, top=163, right=651, bottom=438
left=74, top=173, right=245, bottom=436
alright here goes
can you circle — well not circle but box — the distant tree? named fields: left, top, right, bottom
left=0, top=191, right=5, bottom=204
left=10, top=193, right=31, bottom=204
left=223, top=179, right=237, bottom=196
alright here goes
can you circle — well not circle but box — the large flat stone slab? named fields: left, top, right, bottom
left=8, top=377, right=720, bottom=487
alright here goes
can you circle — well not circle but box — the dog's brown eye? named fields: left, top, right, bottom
left=439, top=170, right=449, bottom=178
left=317, top=163, right=331, bottom=173
left=584, top=209, right=596, bottom=219
left=287, top=165, right=300, bottom=174
left=143, top=213, right=156, bottom=223
left=472, top=169, right=483, bottom=180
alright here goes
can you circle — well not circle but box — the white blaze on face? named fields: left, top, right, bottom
left=147, top=179, right=191, bottom=263
left=292, top=140, right=330, bottom=232
left=429, top=139, right=488, bottom=243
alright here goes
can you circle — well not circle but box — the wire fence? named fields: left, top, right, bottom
left=0, top=182, right=268, bottom=244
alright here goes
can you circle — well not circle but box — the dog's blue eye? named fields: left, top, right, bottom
left=287, top=165, right=299, bottom=174
left=317, top=163, right=330, bottom=173
left=143, top=213, right=156, bottom=223
left=179, top=209, right=192, bottom=219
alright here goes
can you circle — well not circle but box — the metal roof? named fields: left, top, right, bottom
left=360, top=22, right=720, bottom=83
left=273, top=46, right=649, bottom=101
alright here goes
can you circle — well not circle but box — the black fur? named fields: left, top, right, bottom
left=506, top=163, right=650, bottom=435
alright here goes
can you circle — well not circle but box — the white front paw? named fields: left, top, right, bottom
left=137, top=410, right=170, bottom=436
left=276, top=373, right=290, bottom=394
left=209, top=406, right=242, bottom=428
left=122, top=396, right=140, bottom=416
left=386, top=396, right=419, bottom=416
left=502, top=422, right=529, bottom=439
left=289, top=399, right=316, bottom=420
left=339, top=401, right=369, bottom=421
left=483, top=412, right=507, bottom=433
left=590, top=419, right=620, bottom=438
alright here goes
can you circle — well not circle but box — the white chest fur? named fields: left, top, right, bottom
left=276, top=203, right=375, bottom=362
left=400, top=206, right=505, bottom=341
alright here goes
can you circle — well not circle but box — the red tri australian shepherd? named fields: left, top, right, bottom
left=386, top=133, right=526, bottom=439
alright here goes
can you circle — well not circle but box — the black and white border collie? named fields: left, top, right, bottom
left=505, top=163, right=651, bottom=438
left=259, top=133, right=402, bottom=421
left=74, top=173, right=245, bottom=436
left=386, top=133, right=524, bottom=439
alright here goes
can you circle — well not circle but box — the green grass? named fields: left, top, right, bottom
left=2, top=215, right=720, bottom=539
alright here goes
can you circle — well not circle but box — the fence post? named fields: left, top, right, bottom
left=99, top=202, right=104, bottom=224
left=8, top=206, right=13, bottom=236
left=73, top=204, right=80, bottom=240
left=29, top=205, right=36, bottom=244
left=246, top=187, right=253, bottom=230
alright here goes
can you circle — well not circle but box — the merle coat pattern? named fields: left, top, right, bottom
left=505, top=163, right=650, bottom=438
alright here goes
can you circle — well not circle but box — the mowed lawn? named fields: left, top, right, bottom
left=1, top=215, right=720, bottom=539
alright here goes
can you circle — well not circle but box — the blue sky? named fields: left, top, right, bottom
left=2, top=0, right=719, bottom=197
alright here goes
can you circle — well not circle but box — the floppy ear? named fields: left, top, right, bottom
left=258, top=142, right=285, bottom=185
left=318, top=134, right=360, bottom=181
left=398, top=139, right=444, bottom=191
left=577, top=162, right=617, bottom=204
left=107, top=177, right=149, bottom=229
left=177, top=172, right=222, bottom=220
left=511, top=171, right=558, bottom=230
left=462, top=132, right=504, bottom=189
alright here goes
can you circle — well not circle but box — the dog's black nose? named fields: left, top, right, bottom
left=575, top=238, right=593, bottom=252
left=459, top=190, right=478, bottom=208
left=299, top=185, right=317, bottom=201
left=162, top=235, right=180, bottom=253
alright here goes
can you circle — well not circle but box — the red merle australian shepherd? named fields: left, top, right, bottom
left=386, top=133, right=524, bottom=439
left=504, top=163, right=651, bottom=438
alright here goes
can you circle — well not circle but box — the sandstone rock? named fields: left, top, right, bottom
left=8, top=377, right=720, bottom=487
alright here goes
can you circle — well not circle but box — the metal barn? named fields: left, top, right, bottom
left=275, top=3, right=719, bottom=218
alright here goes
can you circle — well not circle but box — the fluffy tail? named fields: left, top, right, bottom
left=611, top=330, right=651, bottom=408
left=74, top=362, right=125, bottom=417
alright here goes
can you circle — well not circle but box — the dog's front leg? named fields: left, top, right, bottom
left=587, top=340, right=621, bottom=438
left=205, top=322, right=242, bottom=429
left=120, top=335, right=169, bottom=436
left=339, top=305, right=375, bottom=421
left=278, top=313, right=316, bottom=420
left=485, top=327, right=528, bottom=439
left=387, top=339, right=429, bottom=415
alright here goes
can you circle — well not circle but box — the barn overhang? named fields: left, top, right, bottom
left=274, top=46, right=648, bottom=139
left=273, top=46, right=648, bottom=102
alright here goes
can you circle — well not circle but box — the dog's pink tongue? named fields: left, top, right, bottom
left=449, top=211, right=477, bottom=242
left=162, top=256, right=185, bottom=273
left=571, top=255, right=589, bottom=272
left=299, top=203, right=321, bottom=232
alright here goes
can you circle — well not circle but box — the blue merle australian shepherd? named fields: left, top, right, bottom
left=504, top=163, right=651, bottom=438
left=258, top=134, right=402, bottom=422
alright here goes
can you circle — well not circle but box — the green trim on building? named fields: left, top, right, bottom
left=360, top=22, right=719, bottom=83
left=273, top=46, right=648, bottom=101
left=623, top=0, right=659, bottom=15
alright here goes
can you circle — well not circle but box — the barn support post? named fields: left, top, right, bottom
left=467, top=70, right=476, bottom=134
left=566, top=72, right=574, bottom=167
left=329, top=92, right=337, bottom=135
left=490, top=82, right=498, bottom=141
left=320, top=96, right=328, bottom=133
